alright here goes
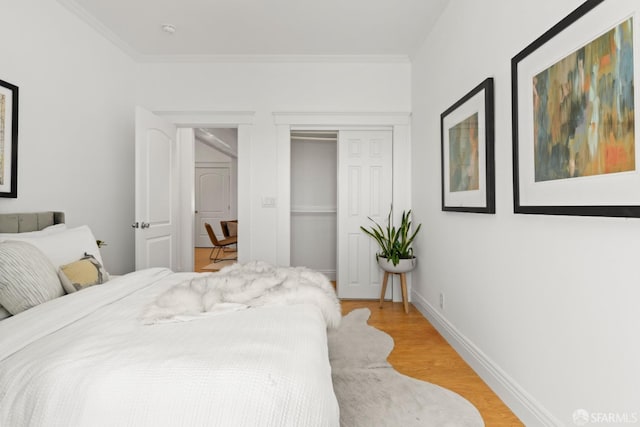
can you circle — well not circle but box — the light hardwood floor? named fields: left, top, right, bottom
left=194, top=247, right=523, bottom=426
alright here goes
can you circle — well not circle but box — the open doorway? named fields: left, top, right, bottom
left=193, top=128, right=238, bottom=271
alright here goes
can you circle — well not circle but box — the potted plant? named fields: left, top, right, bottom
left=360, top=207, right=422, bottom=273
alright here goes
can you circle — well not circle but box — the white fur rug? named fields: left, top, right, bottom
left=329, top=308, right=485, bottom=427
left=142, top=261, right=342, bottom=328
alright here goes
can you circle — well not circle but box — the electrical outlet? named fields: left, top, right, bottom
left=439, top=293, right=445, bottom=310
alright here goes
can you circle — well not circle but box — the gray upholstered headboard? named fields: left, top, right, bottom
left=0, top=212, right=65, bottom=233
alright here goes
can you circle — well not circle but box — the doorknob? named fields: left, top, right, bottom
left=131, top=222, right=140, bottom=229
left=141, top=222, right=150, bottom=229
left=195, top=210, right=199, bottom=214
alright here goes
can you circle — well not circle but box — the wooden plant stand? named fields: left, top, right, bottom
left=379, top=271, right=409, bottom=314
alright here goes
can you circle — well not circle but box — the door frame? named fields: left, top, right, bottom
left=155, top=111, right=255, bottom=272
left=274, top=112, right=411, bottom=301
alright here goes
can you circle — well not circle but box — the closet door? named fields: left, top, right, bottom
left=337, top=130, right=393, bottom=299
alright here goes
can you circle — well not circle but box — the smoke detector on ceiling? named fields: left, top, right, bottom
left=161, top=24, right=176, bottom=34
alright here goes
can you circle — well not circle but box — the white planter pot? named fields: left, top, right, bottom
left=377, top=257, right=417, bottom=273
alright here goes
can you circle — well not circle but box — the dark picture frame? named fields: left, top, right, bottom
left=512, top=0, right=640, bottom=217
left=0, top=78, right=18, bottom=198
left=441, top=77, right=495, bottom=213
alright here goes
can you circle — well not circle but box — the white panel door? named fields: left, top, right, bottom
left=134, top=106, right=178, bottom=270
left=195, top=166, right=231, bottom=247
left=338, top=130, right=393, bottom=299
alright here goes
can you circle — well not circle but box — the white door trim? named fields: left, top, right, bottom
left=154, top=110, right=255, bottom=270
left=273, top=111, right=411, bottom=126
left=274, top=111, right=412, bottom=301
left=156, top=111, right=256, bottom=126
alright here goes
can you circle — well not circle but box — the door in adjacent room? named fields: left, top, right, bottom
left=194, top=166, right=231, bottom=246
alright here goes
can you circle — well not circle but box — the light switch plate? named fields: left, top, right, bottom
left=262, top=196, right=277, bottom=208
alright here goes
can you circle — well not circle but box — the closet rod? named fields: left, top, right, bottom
left=290, top=136, right=337, bottom=141
left=291, top=130, right=337, bottom=135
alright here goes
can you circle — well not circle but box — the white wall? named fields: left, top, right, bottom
left=411, top=0, right=640, bottom=424
left=0, top=0, right=138, bottom=274
left=137, top=60, right=411, bottom=263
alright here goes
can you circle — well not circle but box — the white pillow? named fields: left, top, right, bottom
left=4, top=225, right=106, bottom=271
left=0, top=223, right=66, bottom=240
left=0, top=241, right=65, bottom=315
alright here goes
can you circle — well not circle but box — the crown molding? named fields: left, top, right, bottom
left=57, top=0, right=140, bottom=60
left=137, top=54, right=411, bottom=64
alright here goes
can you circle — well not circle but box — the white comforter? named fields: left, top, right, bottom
left=0, top=268, right=340, bottom=427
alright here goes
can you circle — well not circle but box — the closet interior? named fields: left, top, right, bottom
left=290, top=131, right=338, bottom=280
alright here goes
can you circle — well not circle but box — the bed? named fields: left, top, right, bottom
left=0, top=212, right=341, bottom=427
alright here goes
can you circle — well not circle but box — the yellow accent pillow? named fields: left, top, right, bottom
left=58, top=253, right=109, bottom=293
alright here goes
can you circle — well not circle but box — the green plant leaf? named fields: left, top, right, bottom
left=359, top=206, right=422, bottom=265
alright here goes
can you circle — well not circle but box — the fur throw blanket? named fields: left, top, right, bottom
left=142, top=261, right=341, bottom=328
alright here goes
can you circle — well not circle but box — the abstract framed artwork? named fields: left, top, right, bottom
left=512, top=0, right=640, bottom=217
left=441, top=77, right=495, bottom=213
left=0, top=78, right=18, bottom=198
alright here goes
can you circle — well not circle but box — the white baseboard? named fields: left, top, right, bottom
left=317, top=269, right=336, bottom=281
left=411, top=291, right=562, bottom=427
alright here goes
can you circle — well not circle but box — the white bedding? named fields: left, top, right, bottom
left=0, top=268, right=340, bottom=427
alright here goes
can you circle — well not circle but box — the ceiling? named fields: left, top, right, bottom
left=195, top=128, right=238, bottom=158
left=59, top=0, right=450, bottom=59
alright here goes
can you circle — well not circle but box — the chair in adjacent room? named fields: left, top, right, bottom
left=220, top=219, right=238, bottom=252
left=220, top=220, right=238, bottom=239
left=204, top=222, right=237, bottom=263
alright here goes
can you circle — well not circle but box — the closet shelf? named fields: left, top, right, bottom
left=291, top=206, right=337, bottom=214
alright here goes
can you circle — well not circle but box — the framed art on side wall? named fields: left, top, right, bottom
left=512, top=0, right=640, bottom=217
left=0, top=78, right=18, bottom=198
left=441, top=77, right=495, bottom=213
